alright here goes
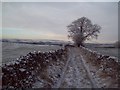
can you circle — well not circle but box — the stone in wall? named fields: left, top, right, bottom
left=2, top=48, right=67, bottom=89
left=80, top=46, right=119, bottom=88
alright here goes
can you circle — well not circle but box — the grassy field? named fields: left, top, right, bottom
left=2, top=41, right=119, bottom=64
left=88, top=47, right=119, bottom=58
left=2, top=42, right=62, bottom=64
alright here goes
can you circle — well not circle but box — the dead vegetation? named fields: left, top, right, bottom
left=80, top=46, right=119, bottom=88
left=1, top=45, right=119, bottom=88
left=2, top=48, right=67, bottom=89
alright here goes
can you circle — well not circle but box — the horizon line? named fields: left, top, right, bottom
left=1, top=38, right=117, bottom=44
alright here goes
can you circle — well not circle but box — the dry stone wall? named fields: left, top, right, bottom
left=1, top=45, right=120, bottom=88
left=2, top=48, right=67, bottom=89
left=79, top=46, right=119, bottom=88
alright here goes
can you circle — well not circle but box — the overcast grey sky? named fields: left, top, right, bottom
left=2, top=2, right=118, bottom=43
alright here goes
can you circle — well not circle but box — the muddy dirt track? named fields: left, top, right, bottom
left=52, top=47, right=98, bottom=88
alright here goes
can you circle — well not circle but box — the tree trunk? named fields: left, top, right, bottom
left=77, top=42, right=84, bottom=47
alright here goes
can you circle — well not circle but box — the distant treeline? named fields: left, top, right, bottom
left=2, top=39, right=64, bottom=46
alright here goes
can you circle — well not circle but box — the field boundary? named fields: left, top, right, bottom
left=79, top=46, right=119, bottom=88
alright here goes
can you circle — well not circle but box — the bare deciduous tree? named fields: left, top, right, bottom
left=67, top=17, right=101, bottom=47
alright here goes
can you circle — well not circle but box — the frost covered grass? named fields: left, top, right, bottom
left=2, top=47, right=67, bottom=89
left=2, top=42, right=62, bottom=64
left=1, top=42, right=119, bottom=88
left=88, top=47, right=119, bottom=58
left=79, top=46, right=119, bottom=88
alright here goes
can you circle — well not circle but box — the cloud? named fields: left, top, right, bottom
left=2, top=2, right=118, bottom=43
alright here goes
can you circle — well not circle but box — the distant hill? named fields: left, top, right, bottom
left=2, top=39, right=70, bottom=46
left=2, top=39, right=116, bottom=48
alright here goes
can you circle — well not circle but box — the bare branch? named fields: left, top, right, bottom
left=67, top=17, right=101, bottom=46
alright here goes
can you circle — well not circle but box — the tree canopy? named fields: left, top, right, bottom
left=67, top=17, right=101, bottom=46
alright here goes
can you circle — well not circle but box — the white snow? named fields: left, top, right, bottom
left=19, top=68, right=26, bottom=72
